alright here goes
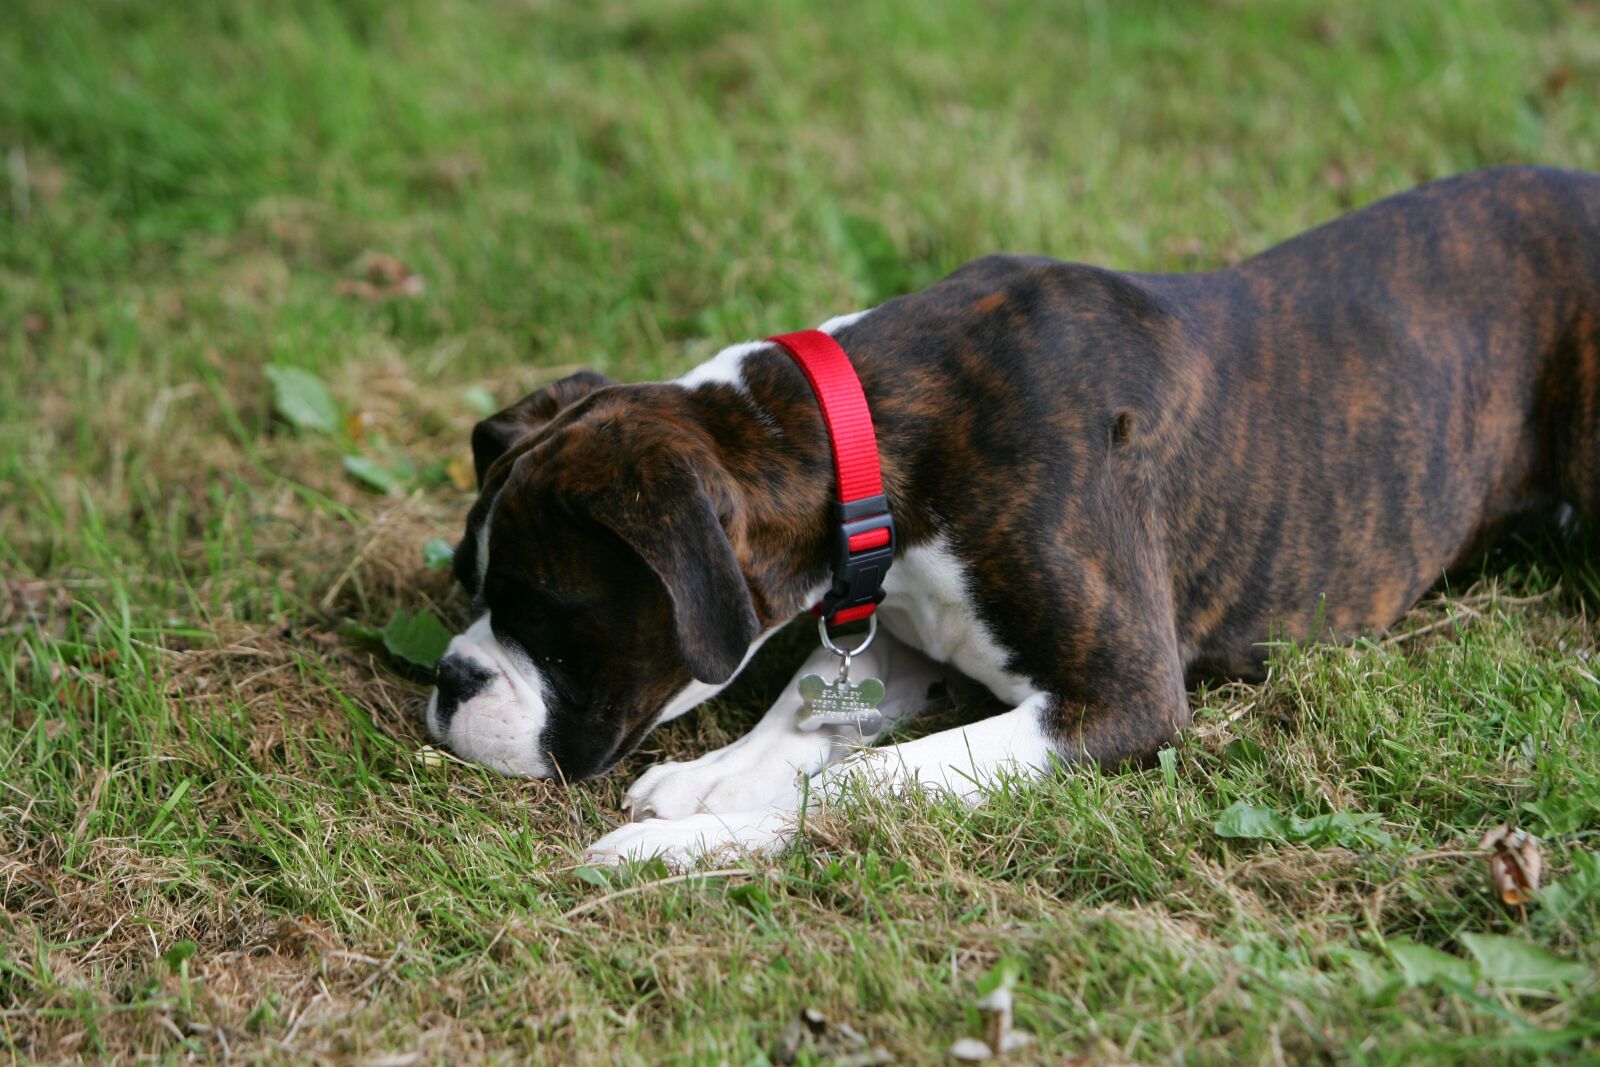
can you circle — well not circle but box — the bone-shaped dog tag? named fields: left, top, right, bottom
left=796, top=672, right=886, bottom=733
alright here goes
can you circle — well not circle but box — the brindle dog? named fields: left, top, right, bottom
left=427, top=166, right=1600, bottom=865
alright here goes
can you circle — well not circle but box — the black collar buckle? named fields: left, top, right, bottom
left=818, top=494, right=896, bottom=623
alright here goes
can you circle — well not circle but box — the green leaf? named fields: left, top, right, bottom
left=423, top=538, right=455, bottom=569
left=343, top=454, right=408, bottom=495
left=1212, top=802, right=1390, bottom=848
left=162, top=940, right=199, bottom=973
left=1523, top=790, right=1599, bottom=836
left=340, top=620, right=384, bottom=644
left=1291, top=810, right=1393, bottom=849
left=1461, top=934, right=1590, bottom=991
left=1539, top=850, right=1600, bottom=922
left=1214, top=802, right=1290, bottom=840
left=1223, top=737, right=1266, bottom=767
left=1322, top=944, right=1395, bottom=997
left=381, top=609, right=452, bottom=669
left=572, top=866, right=614, bottom=888
left=265, top=364, right=340, bottom=434
left=463, top=385, right=499, bottom=416
left=1386, top=939, right=1476, bottom=989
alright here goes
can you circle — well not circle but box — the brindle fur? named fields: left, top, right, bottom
left=457, top=166, right=1600, bottom=779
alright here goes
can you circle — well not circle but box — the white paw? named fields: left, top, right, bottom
left=621, top=758, right=710, bottom=821
left=622, top=744, right=810, bottom=821
left=582, top=809, right=795, bottom=870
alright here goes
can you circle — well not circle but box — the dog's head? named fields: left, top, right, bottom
left=425, top=372, right=765, bottom=780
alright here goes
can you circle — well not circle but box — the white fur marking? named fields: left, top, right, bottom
left=429, top=612, right=556, bottom=778
left=818, top=307, right=873, bottom=334
left=675, top=340, right=769, bottom=391
left=673, top=306, right=874, bottom=396
left=656, top=623, right=783, bottom=724
left=880, top=536, right=1034, bottom=704
left=475, top=493, right=499, bottom=592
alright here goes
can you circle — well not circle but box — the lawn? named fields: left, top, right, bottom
left=4, top=0, right=1600, bottom=1063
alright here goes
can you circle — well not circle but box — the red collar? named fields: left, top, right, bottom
left=767, top=330, right=896, bottom=625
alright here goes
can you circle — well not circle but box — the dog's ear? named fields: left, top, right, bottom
left=578, top=461, right=759, bottom=685
left=471, top=370, right=614, bottom=486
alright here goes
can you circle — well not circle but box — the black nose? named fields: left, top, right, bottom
left=432, top=655, right=495, bottom=732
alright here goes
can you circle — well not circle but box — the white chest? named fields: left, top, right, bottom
left=878, top=538, right=1035, bottom=704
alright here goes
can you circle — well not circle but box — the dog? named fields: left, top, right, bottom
left=425, top=166, right=1600, bottom=866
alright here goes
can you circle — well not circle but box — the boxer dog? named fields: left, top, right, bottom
left=425, top=166, right=1600, bottom=866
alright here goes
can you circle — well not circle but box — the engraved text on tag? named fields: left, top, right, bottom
left=796, top=673, right=886, bottom=733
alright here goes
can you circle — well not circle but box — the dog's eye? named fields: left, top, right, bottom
left=486, top=580, right=581, bottom=651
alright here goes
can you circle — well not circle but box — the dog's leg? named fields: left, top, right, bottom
left=582, top=625, right=1188, bottom=869
left=586, top=462, right=1194, bottom=868
left=581, top=676, right=1186, bottom=870
left=581, top=805, right=797, bottom=869
left=583, top=632, right=943, bottom=867
left=814, top=675, right=1186, bottom=806
left=815, top=691, right=1053, bottom=800
left=579, top=674, right=1179, bottom=871
left=614, top=629, right=944, bottom=823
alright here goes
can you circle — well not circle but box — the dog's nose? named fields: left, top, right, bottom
left=432, top=655, right=496, bottom=731
left=434, top=654, right=480, bottom=698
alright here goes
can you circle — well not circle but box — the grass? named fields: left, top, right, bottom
left=3, top=0, right=1600, bottom=1062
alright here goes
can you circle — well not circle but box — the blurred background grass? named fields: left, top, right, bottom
left=3, top=1, right=1600, bottom=1064
left=6, top=1, right=1597, bottom=390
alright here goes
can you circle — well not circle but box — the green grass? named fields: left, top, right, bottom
left=4, top=0, right=1600, bottom=1062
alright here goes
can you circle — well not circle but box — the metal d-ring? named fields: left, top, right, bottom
left=817, top=613, right=878, bottom=666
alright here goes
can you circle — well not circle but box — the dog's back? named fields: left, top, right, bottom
left=1140, top=166, right=1600, bottom=673
left=837, top=168, right=1600, bottom=679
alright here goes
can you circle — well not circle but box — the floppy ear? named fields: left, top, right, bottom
left=579, top=463, right=759, bottom=685
left=471, top=370, right=614, bottom=486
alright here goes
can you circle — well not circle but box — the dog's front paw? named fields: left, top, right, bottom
left=582, top=809, right=795, bottom=870
left=622, top=747, right=805, bottom=822
left=620, top=758, right=705, bottom=821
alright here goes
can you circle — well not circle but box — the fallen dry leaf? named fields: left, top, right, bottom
left=365, top=254, right=410, bottom=286
left=336, top=254, right=426, bottom=301
left=1480, top=823, right=1543, bottom=906
left=345, top=410, right=377, bottom=441
left=446, top=455, right=476, bottom=491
